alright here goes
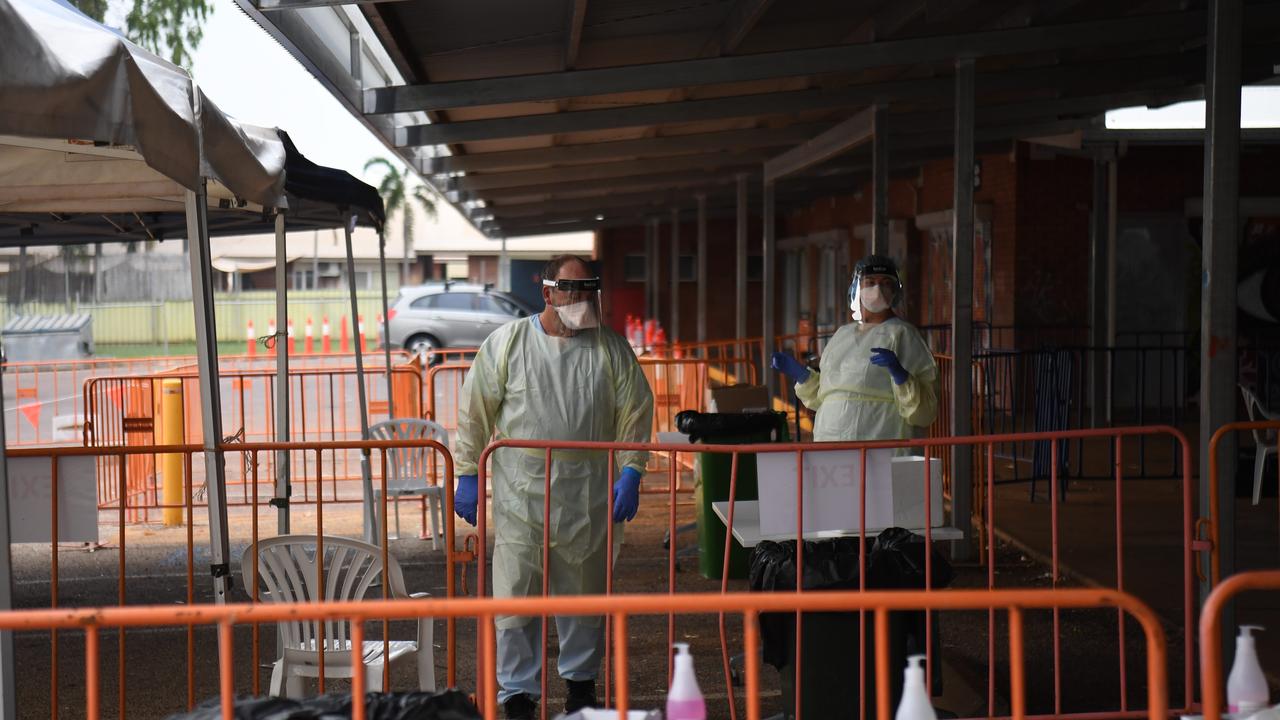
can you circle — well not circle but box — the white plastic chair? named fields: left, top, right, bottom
left=369, top=418, right=448, bottom=549
left=1239, top=384, right=1279, bottom=505
left=240, top=535, right=436, bottom=698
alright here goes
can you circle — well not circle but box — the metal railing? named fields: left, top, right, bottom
left=1204, top=420, right=1280, bottom=586
left=82, top=367, right=425, bottom=517
left=0, top=588, right=1168, bottom=720
left=471, top=425, right=1199, bottom=720
left=3, top=437, right=460, bottom=720
left=1, top=352, right=415, bottom=447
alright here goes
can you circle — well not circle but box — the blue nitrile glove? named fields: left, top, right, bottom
left=612, top=467, right=642, bottom=523
left=454, top=474, right=478, bottom=526
left=770, top=351, right=810, bottom=383
left=870, top=347, right=909, bottom=385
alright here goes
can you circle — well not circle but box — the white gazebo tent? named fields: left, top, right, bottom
left=0, top=1, right=386, bottom=715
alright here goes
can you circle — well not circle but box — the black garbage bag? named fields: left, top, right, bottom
left=748, top=528, right=953, bottom=670
left=748, top=537, right=861, bottom=592
left=868, top=527, right=956, bottom=589
left=674, top=410, right=785, bottom=443
left=165, top=689, right=481, bottom=720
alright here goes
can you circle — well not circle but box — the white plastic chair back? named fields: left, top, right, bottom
left=1240, top=385, right=1279, bottom=445
left=243, top=536, right=409, bottom=655
left=368, top=418, right=449, bottom=494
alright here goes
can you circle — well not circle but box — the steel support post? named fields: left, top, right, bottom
left=670, top=207, right=680, bottom=340
left=870, top=104, right=890, bottom=254
left=185, top=179, right=232, bottom=599
left=701, top=193, right=711, bottom=345
left=272, top=210, right=290, bottom=530
left=1198, top=0, right=1239, bottom=632
left=742, top=174, right=747, bottom=340
left=957, top=57, right=972, bottom=561
left=762, top=176, right=773, bottom=394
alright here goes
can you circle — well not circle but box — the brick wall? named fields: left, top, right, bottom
left=598, top=215, right=764, bottom=341
left=1013, top=145, right=1092, bottom=331
left=597, top=143, right=1280, bottom=350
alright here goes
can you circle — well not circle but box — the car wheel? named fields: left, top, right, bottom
left=406, top=334, right=441, bottom=363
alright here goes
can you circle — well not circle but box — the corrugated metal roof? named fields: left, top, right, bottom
left=238, top=0, right=1280, bottom=237
left=2, top=314, right=92, bottom=334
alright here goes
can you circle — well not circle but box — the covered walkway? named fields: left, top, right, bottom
left=0, top=0, right=1278, bottom=718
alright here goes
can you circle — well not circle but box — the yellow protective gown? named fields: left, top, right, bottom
left=795, top=317, right=939, bottom=442
left=455, top=317, right=653, bottom=630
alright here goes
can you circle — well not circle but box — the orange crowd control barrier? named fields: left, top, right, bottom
left=1205, top=420, right=1280, bottom=586
left=0, top=588, right=1167, bottom=720
left=424, top=362, right=472, bottom=438
left=425, top=356, right=757, bottom=437
left=1, top=352, right=418, bottom=448
left=472, top=425, right=1198, bottom=719
left=667, top=337, right=764, bottom=367
left=81, top=367, right=426, bottom=518
left=640, top=356, right=756, bottom=434
left=3, top=356, right=192, bottom=446
left=1199, top=569, right=1280, bottom=720
left=4, top=438, right=456, bottom=719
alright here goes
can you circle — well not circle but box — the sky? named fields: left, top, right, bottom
left=1106, top=86, right=1280, bottom=128
left=187, top=0, right=408, bottom=181
left=134, top=0, right=496, bottom=248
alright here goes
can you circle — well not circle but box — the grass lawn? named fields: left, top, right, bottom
left=93, top=342, right=247, bottom=359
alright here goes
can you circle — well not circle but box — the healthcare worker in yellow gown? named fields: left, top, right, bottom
left=772, top=255, right=938, bottom=442
left=452, top=255, right=654, bottom=720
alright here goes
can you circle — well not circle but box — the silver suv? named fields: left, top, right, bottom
left=387, top=282, right=537, bottom=353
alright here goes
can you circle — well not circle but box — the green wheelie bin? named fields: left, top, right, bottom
left=676, top=410, right=789, bottom=580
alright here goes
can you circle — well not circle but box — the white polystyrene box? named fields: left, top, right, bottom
left=889, top=455, right=944, bottom=530
left=756, top=450, right=942, bottom=540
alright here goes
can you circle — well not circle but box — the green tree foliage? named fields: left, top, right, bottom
left=364, top=157, right=438, bottom=243
left=69, top=0, right=210, bottom=68
left=364, top=157, right=438, bottom=282
left=70, top=0, right=108, bottom=21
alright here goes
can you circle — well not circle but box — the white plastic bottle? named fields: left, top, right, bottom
left=1228, top=625, right=1270, bottom=715
left=895, top=655, right=938, bottom=720
left=666, top=642, right=706, bottom=720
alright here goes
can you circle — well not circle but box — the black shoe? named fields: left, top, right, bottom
left=564, top=679, right=598, bottom=714
left=503, top=693, right=538, bottom=720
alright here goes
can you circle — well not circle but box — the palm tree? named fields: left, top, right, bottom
left=364, top=157, right=438, bottom=286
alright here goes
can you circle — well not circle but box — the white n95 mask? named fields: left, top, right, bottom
left=554, top=301, right=598, bottom=330
left=859, top=285, right=891, bottom=314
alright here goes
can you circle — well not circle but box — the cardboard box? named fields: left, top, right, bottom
left=756, top=450, right=943, bottom=539
left=705, top=384, right=771, bottom=414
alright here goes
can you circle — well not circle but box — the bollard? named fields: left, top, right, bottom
left=305, top=317, right=315, bottom=355
left=160, top=379, right=185, bottom=527
left=246, top=320, right=256, bottom=356
left=322, top=315, right=332, bottom=354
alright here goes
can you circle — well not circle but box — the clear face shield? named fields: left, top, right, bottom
left=848, top=263, right=903, bottom=323
left=541, top=276, right=604, bottom=335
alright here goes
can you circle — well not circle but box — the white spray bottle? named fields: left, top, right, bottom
left=1228, top=625, right=1269, bottom=715
left=666, top=642, right=706, bottom=720
left=895, top=655, right=938, bottom=720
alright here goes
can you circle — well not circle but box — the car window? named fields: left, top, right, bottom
left=476, top=295, right=515, bottom=315
left=495, top=294, right=533, bottom=316
left=434, top=292, right=474, bottom=310
left=409, top=294, right=436, bottom=309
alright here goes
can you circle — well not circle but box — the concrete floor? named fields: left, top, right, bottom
left=987, top=428, right=1280, bottom=707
